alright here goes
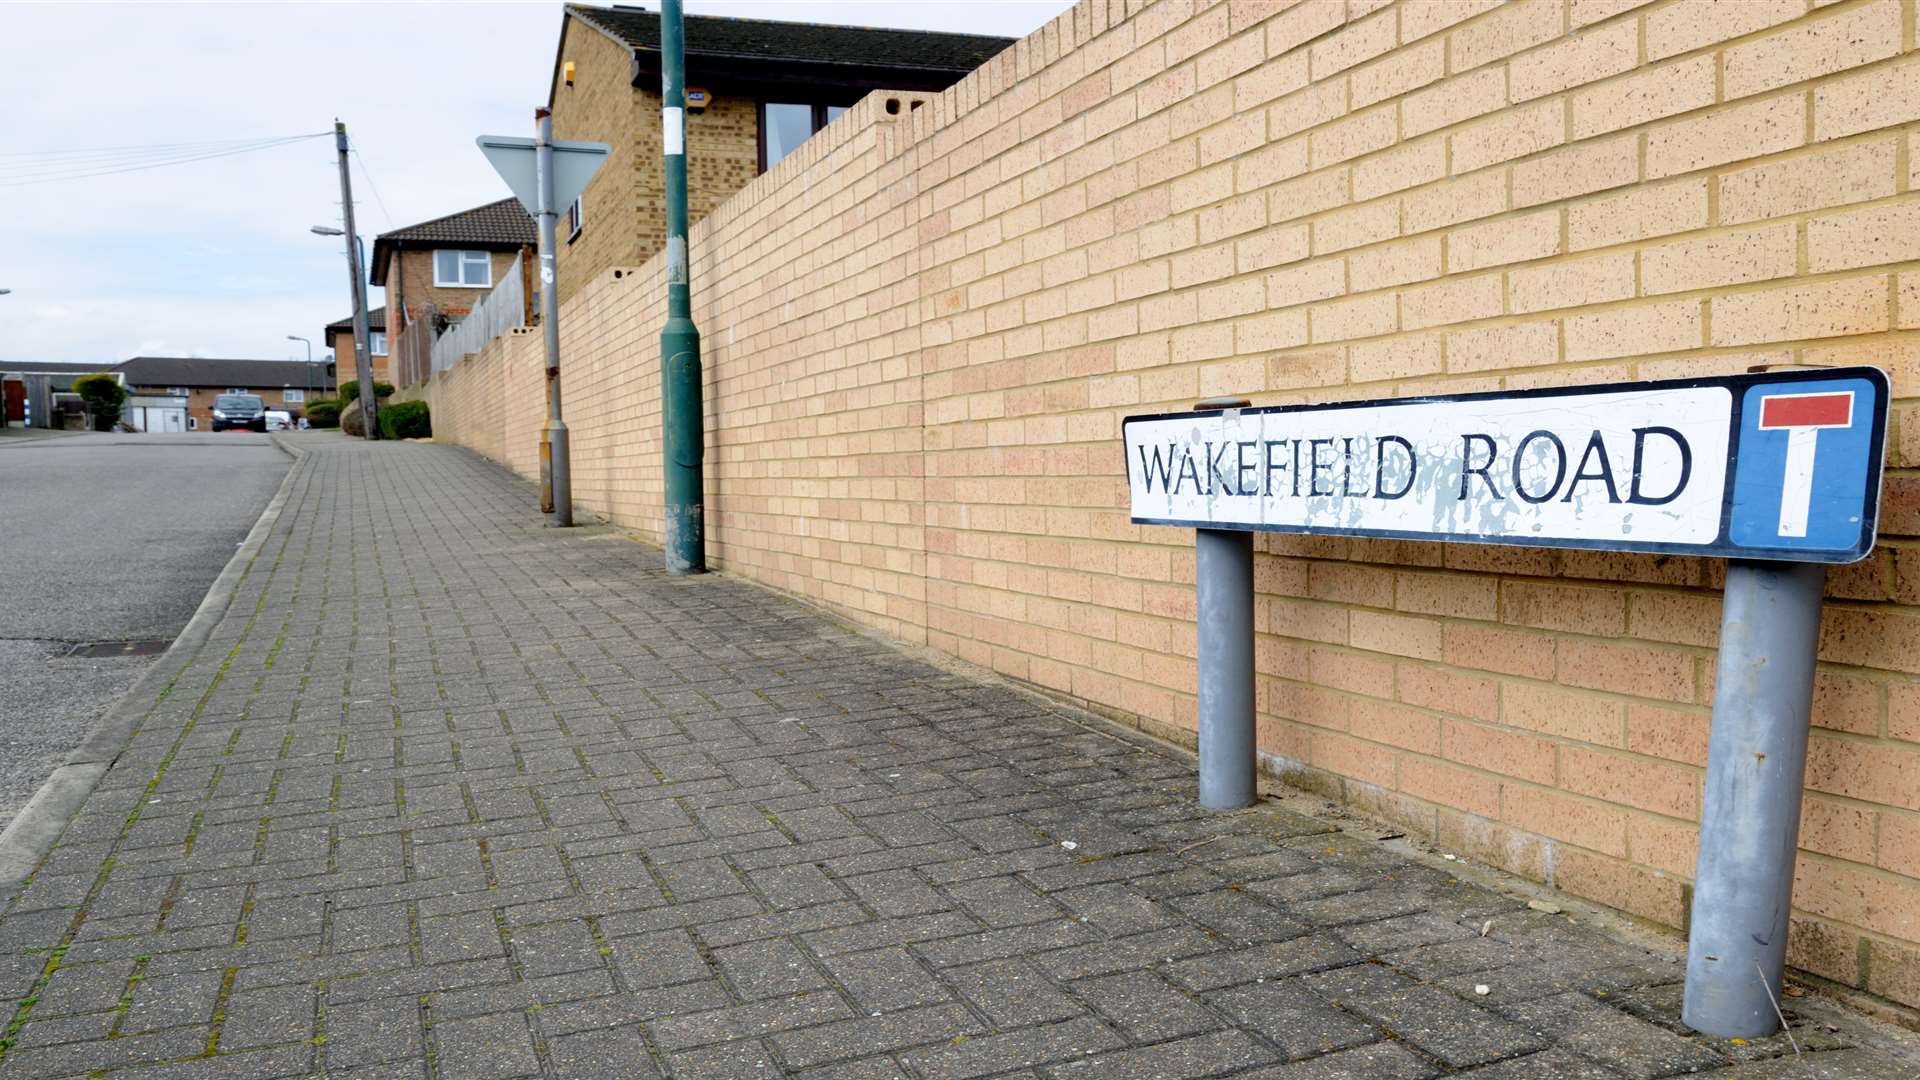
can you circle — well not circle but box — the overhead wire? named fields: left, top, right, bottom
left=0, top=139, right=323, bottom=187
left=0, top=134, right=326, bottom=171
left=348, top=140, right=394, bottom=228
left=0, top=133, right=330, bottom=188
left=0, top=135, right=313, bottom=158
left=0, top=134, right=326, bottom=180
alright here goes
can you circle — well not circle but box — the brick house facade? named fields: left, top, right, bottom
left=546, top=3, right=1014, bottom=302
left=369, top=201, right=534, bottom=387
left=322, top=306, right=386, bottom=387
left=118, top=356, right=329, bottom=428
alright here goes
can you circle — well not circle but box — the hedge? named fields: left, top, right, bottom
left=378, top=399, right=431, bottom=440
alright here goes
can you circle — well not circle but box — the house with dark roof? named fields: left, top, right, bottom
left=118, top=357, right=329, bottom=429
left=369, top=199, right=536, bottom=388
left=546, top=3, right=1013, bottom=301
left=323, top=306, right=384, bottom=386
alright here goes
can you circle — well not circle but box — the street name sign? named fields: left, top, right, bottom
left=1127, top=364, right=1891, bottom=1039
left=1124, top=367, right=1888, bottom=564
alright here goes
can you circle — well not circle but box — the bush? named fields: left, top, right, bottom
left=378, top=400, right=431, bottom=440
left=339, top=379, right=395, bottom=405
left=72, top=373, right=128, bottom=431
left=305, top=399, right=341, bottom=428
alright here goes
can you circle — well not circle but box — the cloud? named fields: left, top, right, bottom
left=0, top=1, right=1068, bottom=363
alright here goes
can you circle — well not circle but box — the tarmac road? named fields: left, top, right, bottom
left=0, top=430, right=287, bottom=829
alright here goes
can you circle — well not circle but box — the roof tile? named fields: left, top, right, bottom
left=570, top=3, right=1013, bottom=74
left=119, top=357, right=326, bottom=390
left=376, top=199, right=535, bottom=247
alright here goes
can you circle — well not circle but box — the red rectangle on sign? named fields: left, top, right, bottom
left=1759, top=392, right=1852, bottom=429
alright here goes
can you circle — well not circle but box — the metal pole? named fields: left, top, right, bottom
left=660, top=0, right=706, bottom=574
left=334, top=120, right=378, bottom=440
left=1197, top=528, right=1256, bottom=809
left=1192, top=395, right=1257, bottom=811
left=534, top=107, right=570, bottom=525
left=1683, top=559, right=1828, bottom=1038
left=289, top=336, right=311, bottom=402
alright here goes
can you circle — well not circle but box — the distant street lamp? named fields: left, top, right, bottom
left=310, top=225, right=367, bottom=269
left=0, top=289, right=11, bottom=295
left=288, top=334, right=313, bottom=399
left=311, top=221, right=375, bottom=435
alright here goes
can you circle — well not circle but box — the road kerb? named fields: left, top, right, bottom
left=0, top=438, right=306, bottom=895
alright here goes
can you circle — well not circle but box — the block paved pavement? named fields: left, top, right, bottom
left=0, top=432, right=1913, bottom=1079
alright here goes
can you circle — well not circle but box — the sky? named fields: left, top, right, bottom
left=0, top=1, right=1070, bottom=365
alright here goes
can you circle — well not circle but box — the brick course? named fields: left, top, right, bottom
left=412, top=0, right=1920, bottom=1011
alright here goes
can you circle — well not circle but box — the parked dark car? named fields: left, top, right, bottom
left=211, top=393, right=267, bottom=432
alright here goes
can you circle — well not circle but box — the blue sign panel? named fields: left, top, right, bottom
left=1124, top=367, right=1889, bottom=564
left=1727, top=376, right=1881, bottom=557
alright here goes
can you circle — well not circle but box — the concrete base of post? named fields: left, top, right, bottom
left=538, top=428, right=554, bottom=514
left=547, top=418, right=572, bottom=527
left=1196, top=527, right=1256, bottom=811
left=664, top=503, right=703, bottom=575
left=1682, top=559, right=1828, bottom=1038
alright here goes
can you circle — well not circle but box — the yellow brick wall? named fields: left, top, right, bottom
left=426, top=0, right=1920, bottom=1009
left=394, top=327, right=532, bottom=466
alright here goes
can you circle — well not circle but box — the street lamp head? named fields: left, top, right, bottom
left=0, top=289, right=11, bottom=295
left=310, top=226, right=345, bottom=236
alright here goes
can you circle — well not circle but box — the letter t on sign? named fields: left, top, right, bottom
left=1756, top=392, right=1853, bottom=537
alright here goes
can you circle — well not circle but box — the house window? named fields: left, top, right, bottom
left=433, top=249, right=492, bottom=288
left=759, top=103, right=852, bottom=172
left=283, top=389, right=305, bottom=404
left=166, top=387, right=188, bottom=396
left=567, top=198, right=584, bottom=243
left=369, top=332, right=388, bottom=355
left=227, top=388, right=248, bottom=394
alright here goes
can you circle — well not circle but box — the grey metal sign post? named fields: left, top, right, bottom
left=477, top=126, right=608, bottom=526
left=1686, top=558, right=1827, bottom=1036
left=1125, top=369, right=1888, bottom=1037
left=1194, top=397, right=1257, bottom=811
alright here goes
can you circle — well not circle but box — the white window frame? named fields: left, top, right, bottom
left=369, top=331, right=388, bottom=356
left=567, top=198, right=584, bottom=243
left=433, top=249, right=492, bottom=288
left=226, top=388, right=248, bottom=395
left=166, top=386, right=188, bottom=396
left=282, top=388, right=306, bottom=404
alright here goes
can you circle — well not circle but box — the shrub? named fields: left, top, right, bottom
left=339, top=379, right=395, bottom=405
left=378, top=400, right=431, bottom=440
left=72, top=373, right=127, bottom=431
left=305, top=399, right=341, bottom=428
